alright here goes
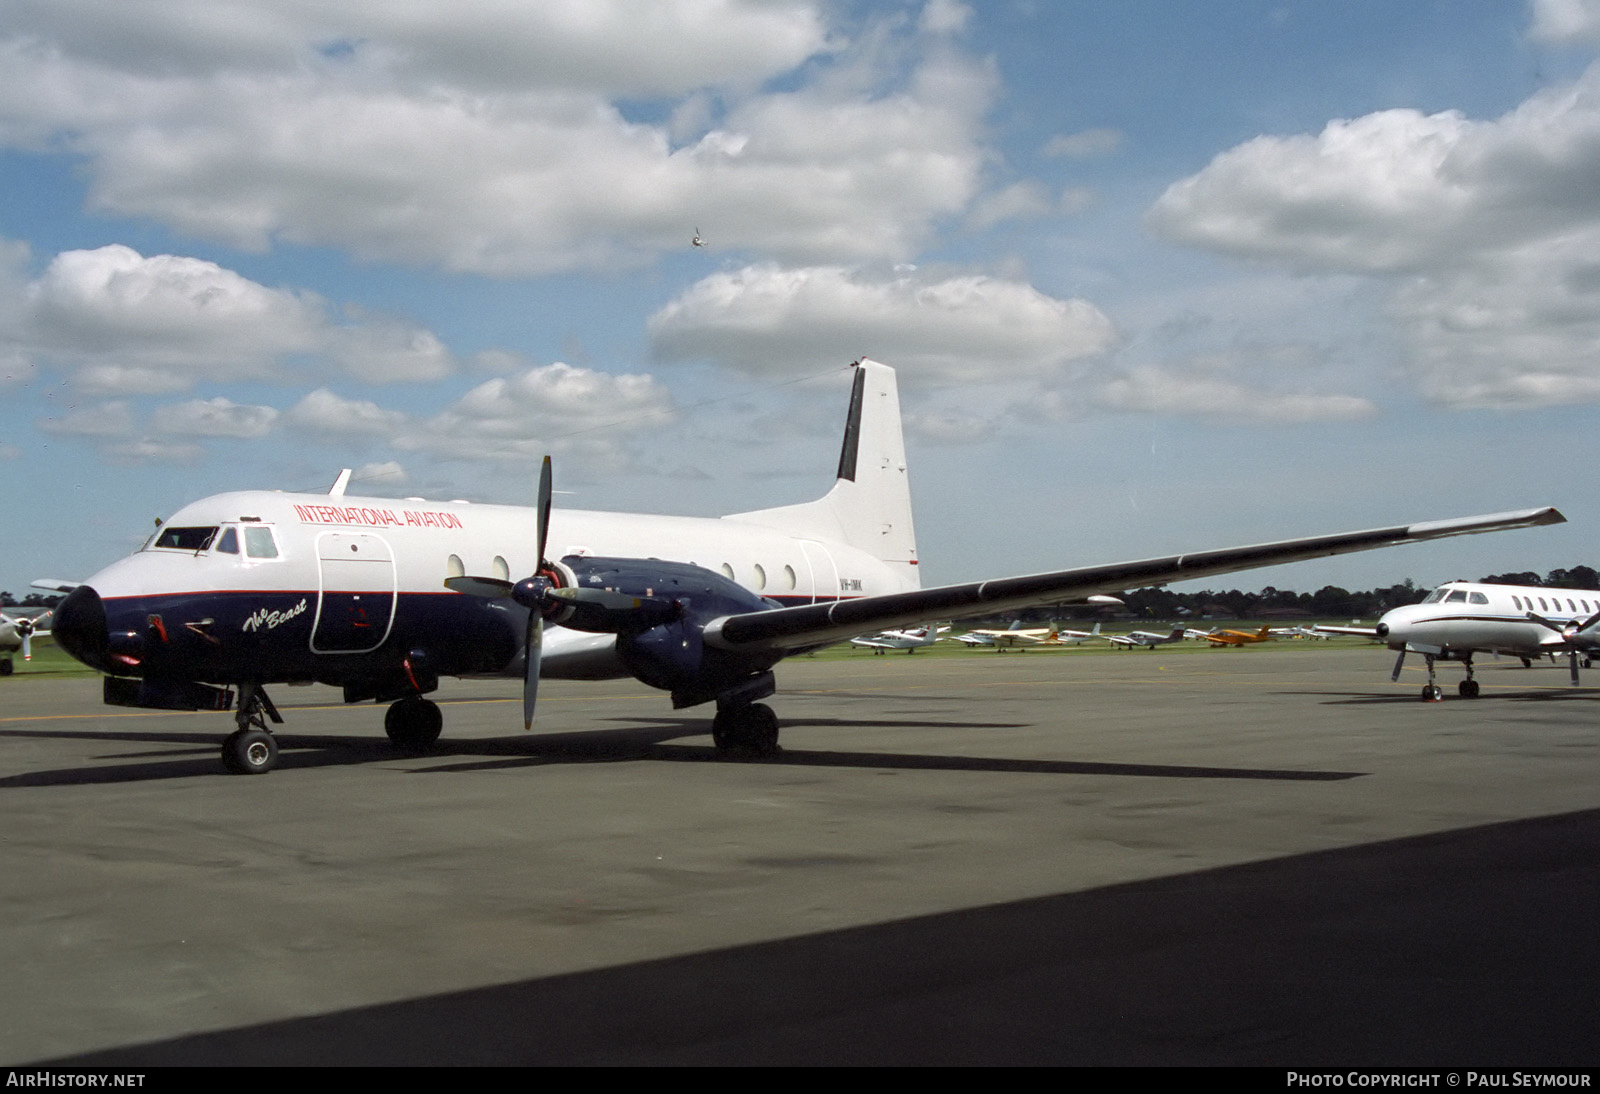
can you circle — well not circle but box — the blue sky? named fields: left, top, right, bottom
left=4, top=0, right=1600, bottom=599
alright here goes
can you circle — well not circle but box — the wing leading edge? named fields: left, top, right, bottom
left=704, top=507, right=1565, bottom=653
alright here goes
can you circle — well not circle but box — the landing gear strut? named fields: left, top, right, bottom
left=222, top=682, right=282, bottom=774
left=385, top=696, right=443, bottom=750
left=711, top=702, right=780, bottom=755
left=1457, top=657, right=1480, bottom=699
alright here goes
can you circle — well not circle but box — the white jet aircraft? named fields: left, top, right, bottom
left=1351, top=580, right=1600, bottom=701
left=47, top=359, right=1564, bottom=773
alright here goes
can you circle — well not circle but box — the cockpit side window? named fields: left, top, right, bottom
left=216, top=527, right=239, bottom=554
left=243, top=526, right=279, bottom=559
left=1423, top=588, right=1448, bottom=603
left=1445, top=590, right=1468, bottom=603
left=152, top=526, right=218, bottom=552
left=1468, top=592, right=1488, bottom=605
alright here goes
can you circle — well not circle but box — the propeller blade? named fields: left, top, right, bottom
left=524, top=610, right=541, bottom=730
left=444, top=576, right=516, bottom=598
left=20, top=631, right=30, bottom=661
left=1572, top=650, right=1582, bottom=687
left=536, top=455, right=552, bottom=570
left=521, top=454, right=555, bottom=731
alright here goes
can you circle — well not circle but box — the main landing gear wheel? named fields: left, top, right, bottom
left=1421, top=685, right=1444, bottom=702
left=385, top=696, right=443, bottom=750
left=0, top=658, right=11, bottom=676
left=1458, top=679, right=1481, bottom=699
left=711, top=703, right=780, bottom=756
left=222, top=728, right=278, bottom=774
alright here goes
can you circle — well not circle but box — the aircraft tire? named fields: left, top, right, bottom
left=1459, top=679, right=1480, bottom=699
left=0, top=657, right=11, bottom=676
left=710, top=704, right=780, bottom=755
left=745, top=703, right=780, bottom=753
left=222, top=728, right=278, bottom=774
left=385, top=697, right=443, bottom=750
left=1421, top=685, right=1443, bottom=702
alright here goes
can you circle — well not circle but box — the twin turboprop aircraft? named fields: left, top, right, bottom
left=1340, top=580, right=1600, bottom=700
left=48, top=359, right=1565, bottom=774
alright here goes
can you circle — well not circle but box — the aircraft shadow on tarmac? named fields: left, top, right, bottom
left=0, top=717, right=1365, bottom=787
left=1306, top=687, right=1600, bottom=706
left=44, top=806, right=1600, bottom=1066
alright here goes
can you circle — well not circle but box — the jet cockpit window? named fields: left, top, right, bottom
left=1468, top=592, right=1488, bottom=605
left=243, top=526, right=279, bottom=559
left=1423, top=588, right=1449, bottom=603
left=1445, top=590, right=1469, bottom=603
left=216, top=527, right=239, bottom=554
left=152, top=526, right=218, bottom=552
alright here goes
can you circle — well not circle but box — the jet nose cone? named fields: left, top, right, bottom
left=1375, top=622, right=1390, bottom=639
left=53, top=585, right=109, bottom=672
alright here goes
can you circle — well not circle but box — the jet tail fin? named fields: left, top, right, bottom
left=726, top=359, right=919, bottom=586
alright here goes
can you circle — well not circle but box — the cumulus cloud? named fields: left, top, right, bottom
left=286, top=388, right=409, bottom=437
left=19, top=245, right=322, bottom=392
left=966, top=181, right=1054, bottom=230
left=0, top=2, right=996, bottom=274
left=1529, top=0, right=1600, bottom=46
left=149, top=397, right=279, bottom=438
left=398, top=362, right=675, bottom=471
left=1147, top=62, right=1600, bottom=409
left=1, top=243, right=463, bottom=394
left=1092, top=367, right=1377, bottom=424
left=648, top=264, right=1117, bottom=384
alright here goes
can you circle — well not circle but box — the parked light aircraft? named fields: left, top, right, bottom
left=1204, top=625, right=1274, bottom=647
left=0, top=609, right=50, bottom=674
left=1051, top=623, right=1106, bottom=646
left=47, top=359, right=1564, bottom=773
left=954, top=622, right=1060, bottom=651
left=850, top=624, right=947, bottom=653
left=1106, top=626, right=1187, bottom=649
left=1339, top=581, right=1600, bottom=701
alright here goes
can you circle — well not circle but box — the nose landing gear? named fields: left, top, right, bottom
left=222, top=683, right=283, bottom=774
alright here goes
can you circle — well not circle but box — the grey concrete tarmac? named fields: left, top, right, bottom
left=3, top=647, right=1599, bottom=1065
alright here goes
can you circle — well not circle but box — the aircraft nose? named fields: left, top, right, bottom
left=1375, top=621, right=1390, bottom=639
left=52, top=585, right=109, bottom=672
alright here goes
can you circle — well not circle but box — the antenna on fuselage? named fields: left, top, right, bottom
left=328, top=469, right=352, bottom=497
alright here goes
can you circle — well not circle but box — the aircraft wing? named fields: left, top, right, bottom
left=1312, top=625, right=1381, bottom=638
left=704, top=507, right=1564, bottom=653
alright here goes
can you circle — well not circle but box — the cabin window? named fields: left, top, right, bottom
left=243, top=526, right=279, bottom=559
left=1570, top=599, right=1579, bottom=613
left=721, top=563, right=735, bottom=580
left=1468, top=592, right=1488, bottom=605
left=1445, top=590, right=1468, bottom=603
left=753, top=563, right=767, bottom=590
left=783, top=564, right=797, bottom=591
left=1539, top=597, right=1550, bottom=611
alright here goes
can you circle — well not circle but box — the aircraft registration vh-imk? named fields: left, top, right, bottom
left=48, top=359, right=1565, bottom=774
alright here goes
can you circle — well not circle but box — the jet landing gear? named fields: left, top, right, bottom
left=711, top=703, right=780, bottom=755
left=223, top=683, right=283, bottom=774
left=385, top=696, right=443, bottom=750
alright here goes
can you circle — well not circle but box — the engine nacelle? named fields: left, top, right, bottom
left=563, top=556, right=784, bottom=707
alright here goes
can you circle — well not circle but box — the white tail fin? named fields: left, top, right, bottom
left=727, top=359, right=919, bottom=587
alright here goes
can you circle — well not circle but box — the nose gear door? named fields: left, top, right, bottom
left=312, top=532, right=397, bottom=653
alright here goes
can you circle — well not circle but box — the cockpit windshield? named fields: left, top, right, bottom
left=150, top=526, right=218, bottom=552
